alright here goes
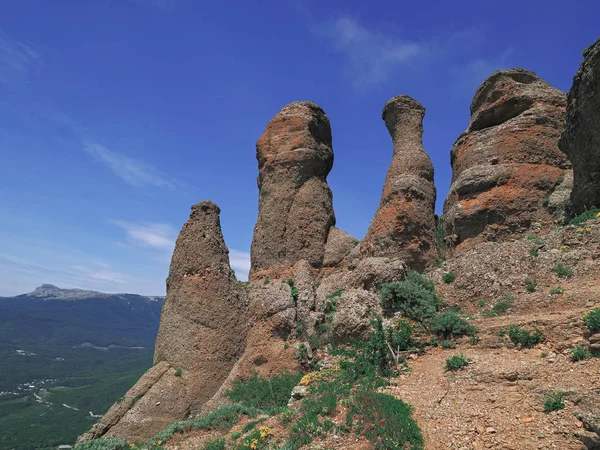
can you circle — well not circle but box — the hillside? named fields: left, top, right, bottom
left=0, top=285, right=163, bottom=450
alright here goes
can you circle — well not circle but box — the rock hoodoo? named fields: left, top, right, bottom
left=250, top=101, right=336, bottom=278
left=444, top=68, right=569, bottom=245
left=559, top=38, right=600, bottom=215
left=79, top=201, right=248, bottom=443
left=361, top=95, right=436, bottom=270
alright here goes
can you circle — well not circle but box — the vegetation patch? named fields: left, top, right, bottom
left=544, top=391, right=565, bottom=414
left=568, top=206, right=600, bottom=226
left=571, top=343, right=592, bottom=362
left=430, top=312, right=477, bottom=339
left=501, top=324, right=541, bottom=348
left=380, top=271, right=441, bottom=322
left=445, top=354, right=469, bottom=371
left=442, top=272, right=457, bottom=284
left=74, top=438, right=130, bottom=450
left=226, top=372, right=302, bottom=414
left=483, top=295, right=514, bottom=317
left=583, top=308, right=600, bottom=334
left=553, top=263, right=573, bottom=278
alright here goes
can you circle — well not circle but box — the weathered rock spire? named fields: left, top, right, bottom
left=250, top=101, right=336, bottom=277
left=559, top=38, right=600, bottom=215
left=361, top=95, right=437, bottom=269
left=444, top=68, right=569, bottom=245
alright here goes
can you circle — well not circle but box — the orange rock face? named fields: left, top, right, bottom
left=250, top=102, right=336, bottom=278
left=361, top=95, right=436, bottom=270
left=444, top=69, right=569, bottom=245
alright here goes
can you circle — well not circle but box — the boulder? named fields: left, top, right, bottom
left=323, top=227, right=359, bottom=267
left=250, top=101, right=336, bottom=278
left=444, top=68, right=569, bottom=245
left=361, top=95, right=437, bottom=270
left=559, top=38, right=600, bottom=215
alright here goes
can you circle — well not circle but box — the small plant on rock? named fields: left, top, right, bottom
left=583, top=308, right=600, bottom=334
left=568, top=206, right=600, bottom=226
left=174, top=369, right=182, bottom=377
left=445, top=354, right=469, bottom=371
left=442, top=272, right=457, bottom=284
left=525, top=278, right=538, bottom=293
left=571, top=343, right=592, bottom=362
left=529, top=248, right=539, bottom=258
left=553, top=263, right=573, bottom=278
left=544, top=390, right=565, bottom=413
left=506, top=324, right=541, bottom=348
left=441, top=340, right=456, bottom=349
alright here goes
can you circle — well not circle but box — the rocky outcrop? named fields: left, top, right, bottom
left=444, top=69, right=569, bottom=245
left=361, top=95, right=436, bottom=270
left=559, top=38, right=600, bottom=215
left=79, top=201, right=248, bottom=443
left=323, top=227, right=359, bottom=267
left=250, top=101, right=336, bottom=278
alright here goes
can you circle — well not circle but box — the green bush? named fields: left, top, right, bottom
left=485, top=295, right=514, bottom=317
left=544, top=391, right=565, bottom=414
left=174, top=369, right=182, bottom=377
left=506, top=325, right=541, bottom=348
left=442, top=272, right=457, bottom=284
left=568, top=206, right=600, bottom=226
left=571, top=343, right=592, bottom=362
left=529, top=248, right=539, bottom=258
left=346, top=390, right=424, bottom=450
left=441, top=340, right=456, bottom=349
left=226, top=372, right=302, bottom=413
left=431, top=312, right=477, bottom=339
left=525, top=279, right=537, bottom=293
left=553, top=263, right=573, bottom=278
left=549, top=287, right=564, bottom=295
left=74, top=438, right=129, bottom=450
left=445, top=354, right=469, bottom=371
left=147, top=404, right=263, bottom=446
left=380, top=271, right=441, bottom=322
left=583, top=308, right=600, bottom=334
left=527, top=236, right=542, bottom=245
left=204, top=437, right=226, bottom=450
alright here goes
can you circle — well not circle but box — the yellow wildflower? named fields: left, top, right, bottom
left=259, top=426, right=273, bottom=439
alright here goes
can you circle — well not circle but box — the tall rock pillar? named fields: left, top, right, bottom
left=361, top=95, right=437, bottom=270
left=250, top=101, right=336, bottom=278
left=559, top=38, right=600, bottom=215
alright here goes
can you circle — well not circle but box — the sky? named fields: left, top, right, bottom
left=0, top=0, right=598, bottom=296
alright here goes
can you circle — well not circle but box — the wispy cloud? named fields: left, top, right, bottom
left=83, top=140, right=178, bottom=189
left=322, top=17, right=426, bottom=89
left=0, top=30, right=41, bottom=86
left=229, top=249, right=250, bottom=282
left=450, top=48, right=514, bottom=98
left=111, top=220, right=177, bottom=251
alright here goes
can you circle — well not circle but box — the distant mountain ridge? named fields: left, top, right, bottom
left=4, top=283, right=164, bottom=302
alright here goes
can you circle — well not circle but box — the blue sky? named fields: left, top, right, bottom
left=0, top=0, right=597, bottom=296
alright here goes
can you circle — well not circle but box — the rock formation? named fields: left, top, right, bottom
left=444, top=69, right=569, bottom=245
left=559, top=38, right=600, bottom=215
left=361, top=95, right=437, bottom=270
left=250, top=101, right=336, bottom=278
left=79, top=201, right=248, bottom=443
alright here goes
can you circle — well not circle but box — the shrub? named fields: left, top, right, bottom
left=506, top=325, right=541, bottom=348
left=571, top=343, right=592, bottom=362
left=147, top=404, right=264, bottom=446
left=226, top=372, right=302, bottom=413
left=568, top=206, right=600, bottom=226
left=346, top=390, right=424, bottom=450
left=544, top=391, right=565, bottom=413
left=74, top=438, right=129, bottom=450
left=445, top=354, right=469, bottom=371
left=527, top=236, right=542, bottom=245
left=431, top=312, right=477, bottom=339
left=553, top=263, right=573, bottom=278
left=441, top=340, right=456, bottom=349
left=525, top=279, right=537, bottom=293
left=442, top=272, right=457, bottom=284
left=529, top=248, right=539, bottom=258
left=549, top=287, right=564, bottom=295
left=204, top=437, right=226, bottom=450
left=583, top=308, right=600, bottom=334
left=174, top=369, right=182, bottom=377
left=380, top=271, right=441, bottom=322
left=287, top=279, right=299, bottom=303
left=484, top=295, right=514, bottom=317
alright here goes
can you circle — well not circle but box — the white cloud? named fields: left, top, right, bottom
left=229, top=249, right=250, bottom=282
left=0, top=30, right=40, bottom=86
left=324, top=17, right=426, bottom=89
left=83, top=140, right=178, bottom=189
left=111, top=220, right=177, bottom=251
